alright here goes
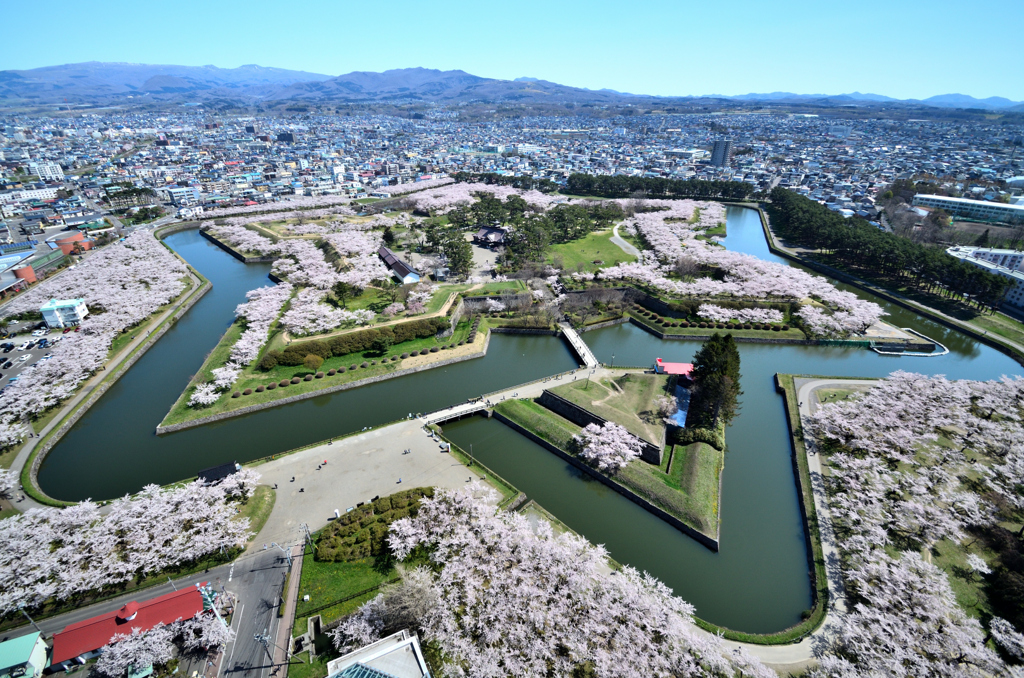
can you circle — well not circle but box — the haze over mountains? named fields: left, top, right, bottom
left=1, top=61, right=1021, bottom=111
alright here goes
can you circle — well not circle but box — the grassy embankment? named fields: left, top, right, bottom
left=546, top=229, right=636, bottom=273
left=160, top=317, right=484, bottom=428
left=494, top=380, right=724, bottom=540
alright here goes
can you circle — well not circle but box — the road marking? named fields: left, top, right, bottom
left=223, top=603, right=242, bottom=677
left=228, top=562, right=235, bottom=582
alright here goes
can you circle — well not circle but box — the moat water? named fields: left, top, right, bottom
left=37, top=209, right=1023, bottom=633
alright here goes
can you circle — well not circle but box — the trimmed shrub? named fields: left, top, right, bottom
left=328, top=368, right=336, bottom=375
left=232, top=391, right=240, bottom=398
left=371, top=361, right=377, bottom=366
left=280, top=379, right=290, bottom=387
left=772, top=325, right=781, bottom=332
left=304, top=374, right=313, bottom=381
left=361, top=362, right=369, bottom=368
left=267, top=383, right=277, bottom=390
left=410, top=350, right=419, bottom=357
left=458, top=341, right=464, bottom=346
left=258, top=351, right=280, bottom=371
left=320, top=317, right=450, bottom=359
left=671, top=425, right=726, bottom=451
left=291, top=376, right=301, bottom=384
left=243, top=388, right=252, bottom=396
left=429, top=346, right=439, bottom=353
left=315, top=372, right=324, bottom=379
left=401, top=352, right=409, bottom=359
left=782, top=324, right=790, bottom=331
left=303, top=354, right=324, bottom=372
left=337, top=367, right=346, bottom=373
left=699, top=322, right=707, bottom=328
left=255, top=385, right=265, bottom=393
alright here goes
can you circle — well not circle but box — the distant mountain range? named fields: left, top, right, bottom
left=1, top=62, right=1021, bottom=112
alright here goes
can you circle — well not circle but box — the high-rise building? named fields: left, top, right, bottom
left=29, top=161, right=64, bottom=182
left=711, top=140, right=733, bottom=167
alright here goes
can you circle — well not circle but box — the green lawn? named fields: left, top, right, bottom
left=161, top=320, right=481, bottom=427
left=550, top=372, right=670, bottom=445
left=968, top=312, right=1024, bottom=348
left=547, top=230, right=636, bottom=273
left=237, top=485, right=276, bottom=537
left=292, top=554, right=395, bottom=635
left=494, top=399, right=580, bottom=449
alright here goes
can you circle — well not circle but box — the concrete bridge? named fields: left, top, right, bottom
left=559, top=322, right=600, bottom=368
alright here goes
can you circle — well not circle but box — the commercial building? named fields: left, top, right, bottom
left=40, top=298, right=89, bottom=328
left=951, top=247, right=1024, bottom=272
left=947, top=246, right=1024, bottom=311
left=711, top=140, right=733, bottom=167
left=0, top=632, right=48, bottom=678
left=12, top=249, right=66, bottom=284
left=913, top=195, right=1024, bottom=225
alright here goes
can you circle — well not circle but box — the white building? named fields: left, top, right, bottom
left=913, top=194, right=1024, bottom=224
left=29, top=161, right=64, bottom=182
left=40, top=298, right=89, bottom=329
left=950, top=247, right=1024, bottom=272
left=947, top=246, right=1024, bottom=311
left=326, top=630, right=429, bottom=678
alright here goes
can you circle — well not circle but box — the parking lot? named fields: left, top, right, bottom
left=0, top=319, right=73, bottom=389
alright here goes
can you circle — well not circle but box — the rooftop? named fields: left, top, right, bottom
left=0, top=633, right=42, bottom=672
left=40, top=298, right=85, bottom=311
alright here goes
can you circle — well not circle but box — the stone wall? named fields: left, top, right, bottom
left=492, top=410, right=718, bottom=551
left=537, top=389, right=663, bottom=465
left=462, top=293, right=533, bottom=313
left=156, top=332, right=492, bottom=435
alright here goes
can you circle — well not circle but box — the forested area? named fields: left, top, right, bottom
left=565, top=174, right=756, bottom=200
left=768, top=187, right=1012, bottom=308
left=452, top=171, right=559, bottom=193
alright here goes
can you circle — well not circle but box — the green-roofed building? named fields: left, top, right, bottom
left=0, top=632, right=48, bottom=678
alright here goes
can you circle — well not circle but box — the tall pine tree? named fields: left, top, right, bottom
left=685, top=333, right=742, bottom=430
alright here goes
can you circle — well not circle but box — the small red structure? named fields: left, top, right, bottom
left=51, top=584, right=206, bottom=666
left=655, top=358, right=694, bottom=381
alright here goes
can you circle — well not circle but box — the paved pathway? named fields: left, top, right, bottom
left=611, top=224, right=640, bottom=257
left=250, top=421, right=492, bottom=547
left=558, top=322, right=600, bottom=367
left=7, top=270, right=204, bottom=512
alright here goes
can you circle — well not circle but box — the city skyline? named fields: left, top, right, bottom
left=1, top=0, right=1022, bottom=101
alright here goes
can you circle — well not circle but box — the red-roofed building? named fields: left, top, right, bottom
left=50, top=585, right=206, bottom=668
left=655, top=358, right=694, bottom=382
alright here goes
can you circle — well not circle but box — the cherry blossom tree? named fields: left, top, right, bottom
left=0, top=468, right=15, bottom=499
left=0, top=473, right=257, bottom=615
left=697, top=304, right=783, bottom=324
left=0, top=232, right=188, bottom=447
left=178, top=613, right=236, bottom=652
left=382, top=302, right=405, bottom=317
left=572, top=422, right=643, bottom=472
left=334, top=484, right=772, bottom=678
left=94, top=624, right=175, bottom=677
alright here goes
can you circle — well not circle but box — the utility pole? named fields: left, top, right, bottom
left=270, top=543, right=293, bottom=568
left=196, top=583, right=228, bottom=629
left=299, top=524, right=314, bottom=555
left=254, top=629, right=275, bottom=665
left=17, top=605, right=44, bottom=638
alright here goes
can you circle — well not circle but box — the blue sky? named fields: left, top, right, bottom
left=2, top=0, right=1022, bottom=100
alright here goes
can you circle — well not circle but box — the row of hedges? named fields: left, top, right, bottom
left=316, top=488, right=434, bottom=562
left=263, top=317, right=451, bottom=369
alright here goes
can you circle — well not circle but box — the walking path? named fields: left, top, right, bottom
left=7, top=271, right=204, bottom=512
left=558, top=322, right=600, bottom=367
left=611, top=223, right=640, bottom=257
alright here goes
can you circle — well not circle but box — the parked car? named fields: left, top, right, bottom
left=62, top=327, right=71, bottom=334
left=17, top=342, right=30, bottom=351
left=31, top=330, right=44, bottom=337
left=17, top=354, right=30, bottom=362
left=2, top=347, right=11, bottom=354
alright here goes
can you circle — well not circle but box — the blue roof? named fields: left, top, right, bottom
left=335, top=664, right=397, bottom=678
left=0, top=632, right=41, bottom=671
left=40, top=298, right=85, bottom=311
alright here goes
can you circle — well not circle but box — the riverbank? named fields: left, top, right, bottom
left=755, top=204, right=1024, bottom=367
left=157, top=329, right=492, bottom=434
left=14, top=267, right=212, bottom=507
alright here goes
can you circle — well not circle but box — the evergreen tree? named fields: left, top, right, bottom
left=685, top=333, right=742, bottom=429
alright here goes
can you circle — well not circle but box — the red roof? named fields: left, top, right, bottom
left=51, top=585, right=206, bottom=664
left=655, top=358, right=693, bottom=377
